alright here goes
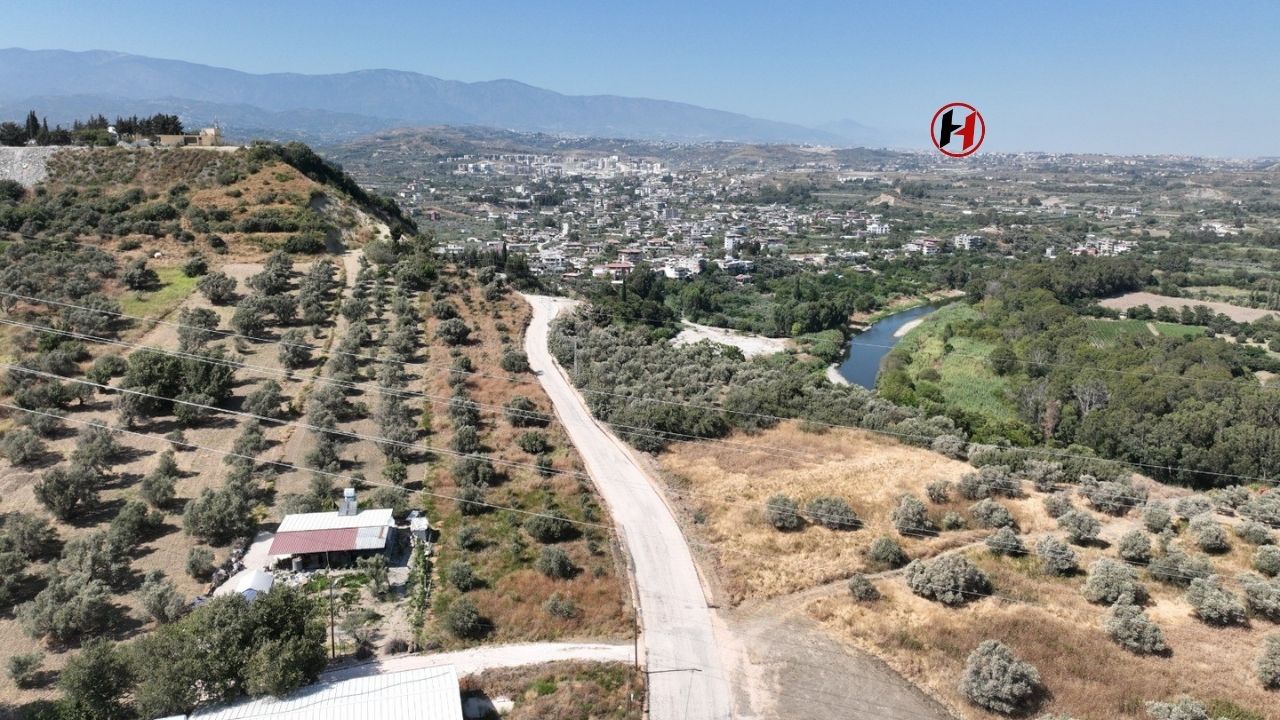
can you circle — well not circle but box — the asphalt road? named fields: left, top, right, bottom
left=523, top=294, right=734, bottom=720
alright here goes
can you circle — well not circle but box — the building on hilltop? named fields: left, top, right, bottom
left=157, top=126, right=224, bottom=147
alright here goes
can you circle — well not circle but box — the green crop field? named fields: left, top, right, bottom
left=119, top=266, right=198, bottom=318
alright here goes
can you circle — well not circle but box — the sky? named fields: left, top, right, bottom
left=3, top=0, right=1279, bottom=156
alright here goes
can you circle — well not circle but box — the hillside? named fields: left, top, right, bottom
left=0, top=48, right=851, bottom=145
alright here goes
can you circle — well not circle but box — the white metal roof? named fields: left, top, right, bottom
left=190, top=665, right=463, bottom=720
left=276, top=508, right=394, bottom=533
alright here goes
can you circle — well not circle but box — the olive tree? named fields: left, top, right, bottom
left=1118, top=530, right=1153, bottom=564
left=805, top=496, right=860, bottom=530
left=1103, top=602, right=1167, bottom=655
left=1036, top=536, right=1077, bottom=575
left=764, top=494, right=803, bottom=531
left=1186, top=576, right=1246, bottom=626
left=891, top=494, right=935, bottom=537
left=1083, top=558, right=1147, bottom=605
left=958, top=640, right=1041, bottom=714
left=906, top=555, right=991, bottom=606
left=1057, top=509, right=1100, bottom=546
left=1259, top=635, right=1280, bottom=690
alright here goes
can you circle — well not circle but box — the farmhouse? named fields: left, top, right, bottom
left=268, top=489, right=396, bottom=569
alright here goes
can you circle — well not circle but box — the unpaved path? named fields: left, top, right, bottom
left=319, top=642, right=632, bottom=683
left=523, top=294, right=733, bottom=720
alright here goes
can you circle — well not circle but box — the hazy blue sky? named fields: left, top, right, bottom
left=3, top=0, right=1278, bottom=155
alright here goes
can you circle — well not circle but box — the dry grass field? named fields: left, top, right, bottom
left=1101, top=291, right=1278, bottom=323
left=657, top=424, right=1277, bottom=719
left=460, top=661, right=643, bottom=719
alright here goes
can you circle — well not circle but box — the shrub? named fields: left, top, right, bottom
left=986, top=527, right=1026, bottom=556
left=1143, top=502, right=1172, bottom=533
left=1145, top=699, right=1213, bottom=720
left=1174, top=495, right=1213, bottom=521
left=891, top=494, right=935, bottom=537
left=197, top=271, right=237, bottom=304
left=1104, top=603, right=1168, bottom=655
left=141, top=464, right=178, bottom=508
left=941, top=511, right=966, bottom=531
left=1082, top=478, right=1145, bottom=516
left=455, top=485, right=487, bottom=515
left=1188, top=515, right=1230, bottom=554
left=449, top=425, right=481, bottom=454
left=435, top=318, right=472, bottom=346
left=847, top=574, right=880, bottom=602
left=456, top=525, right=484, bottom=551
left=138, top=570, right=185, bottom=624
left=959, top=465, right=1020, bottom=500
left=504, top=396, right=547, bottom=427
left=6, top=652, right=43, bottom=689
left=1255, top=546, right=1280, bottom=577
left=35, top=462, right=100, bottom=520
left=447, top=561, right=480, bottom=592
left=1021, top=460, right=1064, bottom=493
left=1057, top=510, right=1100, bottom=546
left=925, top=480, right=952, bottom=504
left=536, top=547, right=575, bottom=579
left=1036, top=536, right=1077, bottom=575
left=543, top=593, right=578, bottom=619
left=1149, top=549, right=1213, bottom=587
left=958, top=640, right=1041, bottom=714
left=868, top=536, right=907, bottom=568
left=524, top=509, right=573, bottom=543
left=764, top=494, right=803, bottom=531
left=181, top=254, right=208, bottom=277
left=452, top=455, right=496, bottom=487
left=499, top=350, right=530, bottom=373
left=443, top=597, right=485, bottom=638
left=1, top=428, right=45, bottom=466
left=804, top=496, right=860, bottom=530
left=1259, top=635, right=1280, bottom=690
left=185, top=546, right=216, bottom=580
left=1118, top=530, right=1153, bottom=564
left=1238, top=573, right=1280, bottom=621
left=906, top=555, right=991, bottom=606
left=1083, top=558, right=1147, bottom=605
left=516, top=431, right=550, bottom=456
left=1042, top=494, right=1073, bottom=519
left=17, top=572, right=113, bottom=642
left=183, top=484, right=254, bottom=546
left=970, top=499, right=1015, bottom=529
left=1186, top=576, right=1246, bottom=625
left=1236, top=521, right=1274, bottom=546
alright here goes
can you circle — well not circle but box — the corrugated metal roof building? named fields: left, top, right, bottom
left=268, top=508, right=395, bottom=568
left=185, top=665, right=464, bottom=720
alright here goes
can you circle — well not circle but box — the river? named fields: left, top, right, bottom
left=835, top=303, right=940, bottom=389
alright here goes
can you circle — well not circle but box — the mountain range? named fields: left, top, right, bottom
left=0, top=48, right=877, bottom=146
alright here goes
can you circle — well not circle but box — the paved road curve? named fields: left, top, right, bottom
left=523, top=295, right=734, bottom=720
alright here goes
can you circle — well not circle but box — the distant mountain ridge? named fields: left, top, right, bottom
left=0, top=48, right=870, bottom=145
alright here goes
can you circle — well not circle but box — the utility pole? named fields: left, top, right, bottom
left=633, top=612, right=639, bottom=671
left=573, top=337, right=579, bottom=376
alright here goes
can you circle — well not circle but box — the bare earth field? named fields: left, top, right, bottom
left=1101, top=291, right=1279, bottom=323
left=672, top=321, right=791, bottom=358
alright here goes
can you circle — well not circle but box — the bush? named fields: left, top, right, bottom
left=536, top=547, right=575, bottom=579
left=183, top=484, right=254, bottom=545
left=443, top=597, right=486, bottom=638
left=1043, top=494, right=1073, bottom=519
left=986, top=526, right=1026, bottom=556
left=804, top=496, right=860, bottom=530
left=1083, top=558, right=1147, bottom=605
left=1082, top=478, right=1144, bottom=516
left=941, top=511, right=966, bottom=531
left=1021, top=460, right=1064, bottom=493
left=6, top=651, right=43, bottom=689
left=1143, top=502, right=1172, bottom=533
left=1149, top=549, right=1213, bottom=587
left=186, top=546, right=216, bottom=580
left=925, top=480, right=952, bottom=504
left=1175, top=495, right=1213, bottom=521
left=1145, top=699, right=1213, bottom=720
left=435, top=318, right=472, bottom=346
left=543, top=593, right=578, bottom=619
left=906, top=554, right=991, bottom=606
left=1057, top=510, right=1100, bottom=546
left=868, top=536, right=907, bottom=568
left=764, top=494, right=803, bottom=531
left=504, top=396, right=547, bottom=427
left=524, top=509, right=573, bottom=543
left=1236, top=521, right=1274, bottom=546
left=891, top=494, right=935, bottom=537
left=182, top=254, right=209, bottom=277
left=197, top=271, right=237, bottom=304
left=449, top=425, right=481, bottom=454
left=447, top=561, right=480, bottom=592
left=1186, top=576, right=1246, bottom=625
left=970, top=499, right=1015, bottom=529
left=17, top=572, right=113, bottom=642
left=1104, top=602, right=1168, bottom=655
left=1238, top=573, right=1280, bottom=621
left=1036, top=536, right=1077, bottom=575
left=958, top=465, right=1020, bottom=500
left=35, top=462, right=100, bottom=520
left=516, top=431, right=550, bottom=456
left=499, top=350, right=530, bottom=373
left=958, top=640, right=1041, bottom=714
left=1255, top=546, right=1280, bottom=577
left=1188, top=515, right=1230, bottom=554
left=1, top=428, right=45, bottom=466
left=847, top=574, right=880, bottom=602
left=1, top=512, right=58, bottom=561
left=139, top=570, right=185, bottom=624
left=1259, top=635, right=1280, bottom=690
left=1118, top=530, right=1153, bottom=564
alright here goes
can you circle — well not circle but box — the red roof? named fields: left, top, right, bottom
left=269, top=528, right=359, bottom=556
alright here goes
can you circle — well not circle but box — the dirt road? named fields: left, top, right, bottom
left=320, top=642, right=632, bottom=683
left=523, top=294, right=734, bottom=720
